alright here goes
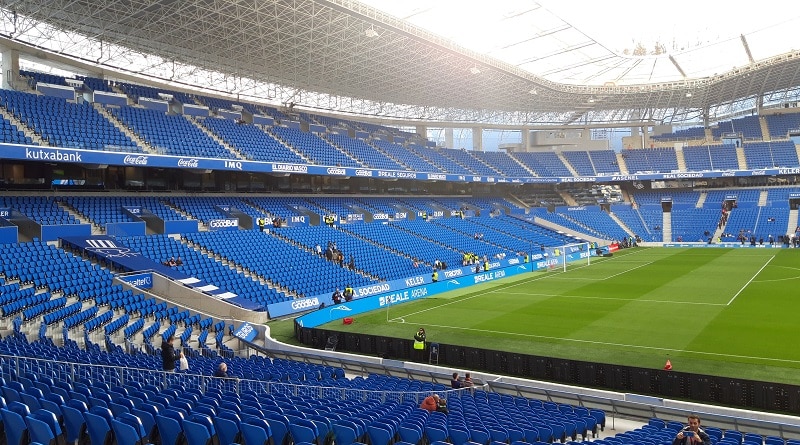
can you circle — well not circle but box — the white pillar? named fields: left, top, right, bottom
left=1, top=48, right=20, bottom=90
left=522, top=126, right=531, bottom=151
left=472, top=127, right=483, bottom=151
left=445, top=128, right=454, bottom=149
left=416, top=125, right=427, bottom=139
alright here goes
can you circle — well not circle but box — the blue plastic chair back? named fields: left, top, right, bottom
left=1, top=408, right=29, bottom=445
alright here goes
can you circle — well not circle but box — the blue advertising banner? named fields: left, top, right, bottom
left=119, top=272, right=153, bottom=289
left=233, top=322, right=258, bottom=342
left=270, top=256, right=546, bottom=319
left=4, top=142, right=799, bottom=185
left=296, top=261, right=534, bottom=328
left=208, top=218, right=239, bottom=231
left=0, top=226, right=17, bottom=244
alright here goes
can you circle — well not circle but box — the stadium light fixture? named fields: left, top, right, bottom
left=364, top=27, right=379, bottom=38
left=469, top=66, right=481, bottom=75
left=528, top=89, right=538, bottom=95
left=686, top=92, right=692, bottom=98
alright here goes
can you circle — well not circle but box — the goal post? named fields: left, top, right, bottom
left=543, top=242, right=592, bottom=272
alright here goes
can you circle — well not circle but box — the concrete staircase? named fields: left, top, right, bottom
left=675, top=147, right=687, bottom=171
left=530, top=216, right=606, bottom=245
left=736, top=147, right=748, bottom=169
left=758, top=190, right=769, bottom=206
left=759, top=116, right=771, bottom=142
left=788, top=209, right=799, bottom=236
left=57, top=201, right=104, bottom=235
left=662, top=212, right=672, bottom=242
left=93, top=103, right=155, bottom=154
left=0, top=108, right=48, bottom=146
left=557, top=152, right=580, bottom=177
left=609, top=211, right=635, bottom=237
left=615, top=152, right=629, bottom=174
left=696, top=191, right=707, bottom=208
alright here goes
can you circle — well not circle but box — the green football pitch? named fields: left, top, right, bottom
left=318, top=247, right=800, bottom=385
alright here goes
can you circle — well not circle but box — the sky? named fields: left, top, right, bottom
left=359, top=0, right=800, bottom=84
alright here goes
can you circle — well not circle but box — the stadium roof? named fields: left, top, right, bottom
left=1, top=0, right=800, bottom=126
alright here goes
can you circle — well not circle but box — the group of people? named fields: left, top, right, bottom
left=450, top=371, right=474, bottom=389
left=256, top=216, right=284, bottom=232
left=162, top=334, right=234, bottom=379
left=162, top=256, right=183, bottom=267
left=319, top=241, right=356, bottom=270
left=331, top=285, right=355, bottom=304
left=616, top=236, right=639, bottom=249
left=419, top=371, right=479, bottom=415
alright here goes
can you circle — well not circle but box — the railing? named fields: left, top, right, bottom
left=0, top=352, right=469, bottom=406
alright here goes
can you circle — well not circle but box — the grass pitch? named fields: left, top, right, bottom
left=319, top=247, right=800, bottom=385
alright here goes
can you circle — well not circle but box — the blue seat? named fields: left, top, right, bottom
left=30, top=408, right=63, bottom=444
left=214, top=416, right=240, bottom=445
left=183, top=419, right=213, bottom=445
left=111, top=418, right=144, bottom=445
left=240, top=422, right=270, bottom=445
left=155, top=414, right=184, bottom=445
left=84, top=411, right=112, bottom=445
left=450, top=428, right=470, bottom=445
left=1, top=407, right=29, bottom=445
left=368, top=424, right=394, bottom=445
left=333, top=423, right=359, bottom=445
left=426, top=426, right=448, bottom=444
left=25, top=416, right=56, bottom=445
left=61, top=405, right=86, bottom=445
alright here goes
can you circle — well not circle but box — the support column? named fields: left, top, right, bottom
left=415, top=125, right=428, bottom=139
left=472, top=127, right=483, bottom=151
left=445, top=128, right=454, bottom=149
left=522, top=126, right=531, bottom=151
left=1, top=48, right=20, bottom=90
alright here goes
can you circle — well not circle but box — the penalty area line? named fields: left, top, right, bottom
left=727, top=254, right=775, bottom=306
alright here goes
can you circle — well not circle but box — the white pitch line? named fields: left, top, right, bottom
left=393, top=248, right=661, bottom=321
left=601, top=259, right=657, bottom=280
left=727, top=254, right=775, bottom=306
left=503, top=292, right=727, bottom=306
left=386, top=320, right=800, bottom=365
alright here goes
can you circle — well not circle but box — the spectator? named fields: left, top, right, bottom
left=672, top=415, right=710, bottom=445
left=161, top=335, right=182, bottom=372
left=436, top=395, right=449, bottom=414
left=348, top=254, right=355, bottom=271
left=315, top=243, right=322, bottom=256
left=175, top=256, right=183, bottom=266
left=463, top=372, right=474, bottom=388
left=420, top=394, right=438, bottom=412
left=214, top=362, right=229, bottom=378
left=332, top=288, right=343, bottom=305
left=451, top=372, right=462, bottom=389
